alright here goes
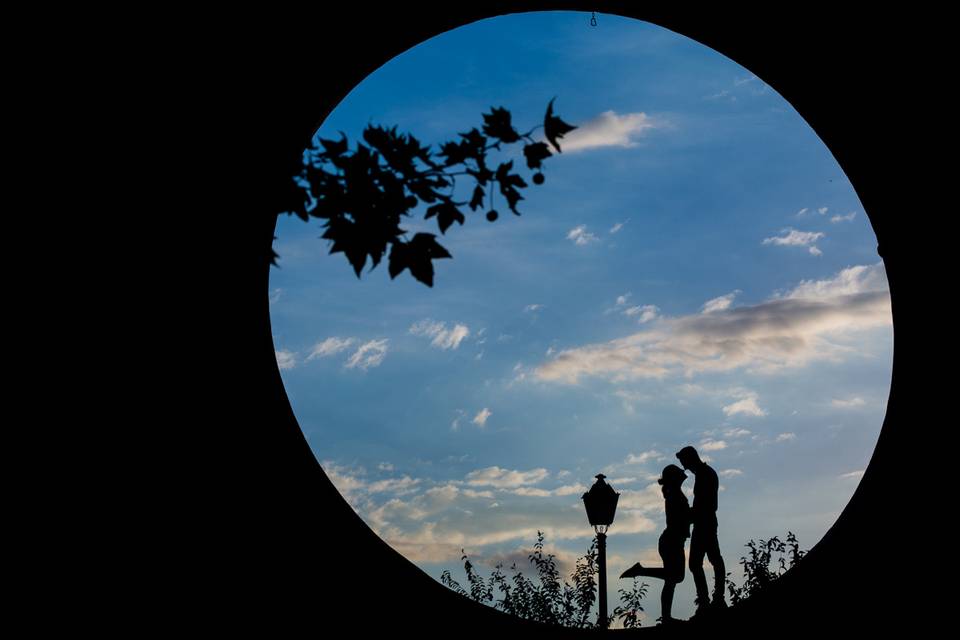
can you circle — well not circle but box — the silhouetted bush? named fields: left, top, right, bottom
left=441, top=531, right=649, bottom=629
left=726, top=531, right=806, bottom=605
left=277, top=101, right=576, bottom=286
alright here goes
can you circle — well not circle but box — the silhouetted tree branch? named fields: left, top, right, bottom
left=276, top=100, right=576, bottom=286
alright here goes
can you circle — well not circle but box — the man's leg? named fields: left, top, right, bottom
left=688, top=528, right=709, bottom=607
left=705, top=532, right=726, bottom=605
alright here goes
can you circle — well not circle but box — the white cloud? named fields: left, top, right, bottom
left=776, top=433, right=797, bottom=442
left=367, top=476, right=421, bottom=494
left=546, top=346, right=556, bottom=357
left=609, top=477, right=639, bottom=485
left=535, top=264, right=890, bottom=384
left=625, top=450, right=664, bottom=465
left=616, top=294, right=631, bottom=307
left=795, top=208, right=809, bottom=217
left=512, top=483, right=587, bottom=498
left=700, top=439, right=728, bottom=452
left=722, top=392, right=768, bottom=417
left=472, top=408, right=492, bottom=428
left=465, top=466, right=549, bottom=488
left=275, top=349, right=296, bottom=370
left=723, top=428, right=752, bottom=438
left=378, top=462, right=394, bottom=472
left=561, top=110, right=657, bottom=152
left=269, top=288, right=283, bottom=304
left=624, top=304, right=659, bottom=323
left=702, top=291, right=740, bottom=314
left=610, top=222, right=625, bottom=234
left=818, top=207, right=829, bottom=215
left=840, top=470, right=865, bottom=479
left=345, top=339, right=389, bottom=370
left=567, top=225, right=599, bottom=246
left=307, top=336, right=356, bottom=361
left=410, top=319, right=470, bottom=350
left=832, top=396, right=867, bottom=408
left=462, top=489, right=495, bottom=499
left=524, top=304, right=544, bottom=313
left=763, top=228, right=826, bottom=256
left=720, top=469, right=744, bottom=478
left=831, top=211, right=857, bottom=223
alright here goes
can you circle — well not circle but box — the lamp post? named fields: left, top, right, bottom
left=582, top=474, right=619, bottom=629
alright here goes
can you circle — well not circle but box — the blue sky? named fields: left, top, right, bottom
left=269, top=12, right=892, bottom=625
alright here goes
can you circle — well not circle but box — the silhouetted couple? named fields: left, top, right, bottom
left=620, top=446, right=727, bottom=624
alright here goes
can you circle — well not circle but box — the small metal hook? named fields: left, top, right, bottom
left=590, top=12, right=598, bottom=27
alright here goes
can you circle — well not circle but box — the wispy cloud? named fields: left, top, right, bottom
left=720, top=469, right=744, bottom=478
left=367, top=476, right=421, bottom=495
left=465, top=466, right=549, bottom=488
left=625, top=450, right=664, bottom=465
left=763, top=228, right=825, bottom=256
left=410, top=319, right=470, bottom=350
left=623, top=304, right=659, bottom=323
left=818, top=207, right=829, bottom=215
left=345, top=339, right=389, bottom=370
left=831, top=212, right=857, bottom=224
left=562, top=111, right=657, bottom=153
left=512, top=483, right=587, bottom=498
left=840, top=470, right=865, bottom=479
left=536, top=264, right=890, bottom=384
left=567, top=225, right=599, bottom=246
left=701, top=291, right=740, bottom=314
left=700, top=439, right=728, bottom=452
left=472, top=408, right=492, bottom=428
left=610, top=221, right=627, bottom=234
left=776, top=433, right=797, bottom=443
left=722, top=391, right=767, bottom=418
left=831, top=396, right=866, bottom=409
left=269, top=288, right=283, bottom=304
left=524, top=304, right=545, bottom=314
left=307, top=337, right=356, bottom=361
left=276, top=349, right=296, bottom=370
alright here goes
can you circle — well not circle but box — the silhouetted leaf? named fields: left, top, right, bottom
left=425, top=201, right=465, bottom=234
left=482, top=106, right=520, bottom=143
left=523, top=142, right=552, bottom=170
left=458, top=128, right=487, bottom=154
left=496, top=161, right=527, bottom=214
left=544, top=98, right=576, bottom=153
left=469, top=185, right=485, bottom=211
left=438, top=140, right=469, bottom=167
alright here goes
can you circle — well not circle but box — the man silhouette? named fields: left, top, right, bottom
left=676, top=445, right=727, bottom=615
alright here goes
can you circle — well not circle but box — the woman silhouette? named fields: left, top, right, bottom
left=620, top=464, right=692, bottom=624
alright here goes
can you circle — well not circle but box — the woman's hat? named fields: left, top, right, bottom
left=658, top=464, right=688, bottom=485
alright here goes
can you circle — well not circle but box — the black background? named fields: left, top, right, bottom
left=150, top=2, right=943, bottom=635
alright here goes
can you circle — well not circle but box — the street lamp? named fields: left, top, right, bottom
left=582, top=474, right=619, bottom=629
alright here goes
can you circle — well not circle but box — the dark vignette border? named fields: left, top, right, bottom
left=187, top=2, right=935, bottom=636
